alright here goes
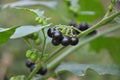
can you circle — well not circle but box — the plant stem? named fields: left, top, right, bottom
left=27, top=29, right=47, bottom=80
left=23, top=38, right=33, bottom=49
left=47, top=25, right=120, bottom=70
left=78, top=11, right=120, bottom=38
left=26, top=62, right=42, bottom=80
left=71, top=26, right=82, bottom=33
left=104, top=10, right=110, bottom=18
left=41, top=29, right=47, bottom=59
left=45, top=46, right=65, bottom=63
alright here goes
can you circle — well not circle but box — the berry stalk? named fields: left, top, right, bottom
left=23, top=37, right=33, bottom=49
left=40, top=29, right=47, bottom=59
left=78, top=11, right=120, bottom=38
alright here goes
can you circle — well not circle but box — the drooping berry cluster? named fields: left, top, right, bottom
left=69, top=21, right=97, bottom=35
left=25, top=59, right=47, bottom=75
left=47, top=21, right=97, bottom=46
left=47, top=27, right=79, bottom=46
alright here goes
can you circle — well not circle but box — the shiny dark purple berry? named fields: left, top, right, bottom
left=88, top=30, right=97, bottom=36
left=53, top=30, right=63, bottom=40
left=25, top=59, right=35, bottom=68
left=77, top=22, right=89, bottom=31
left=69, top=21, right=77, bottom=27
left=37, top=67, right=47, bottom=75
left=30, top=65, right=47, bottom=75
left=70, top=37, right=79, bottom=45
left=52, top=39, right=60, bottom=46
left=61, top=36, right=70, bottom=46
left=47, top=28, right=55, bottom=37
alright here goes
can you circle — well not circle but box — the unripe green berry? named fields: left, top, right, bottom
left=108, top=5, right=113, bottom=11
left=30, top=53, right=38, bottom=62
left=32, top=32, right=39, bottom=40
left=26, top=50, right=33, bottom=58
left=42, top=21, right=47, bottom=25
left=38, top=19, right=42, bottom=24
left=34, top=38, right=41, bottom=45
left=27, top=34, right=33, bottom=38
left=35, top=17, right=40, bottom=22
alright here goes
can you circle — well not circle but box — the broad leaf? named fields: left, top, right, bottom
left=90, top=36, right=120, bottom=65
left=0, top=26, right=18, bottom=44
left=55, top=63, right=120, bottom=76
left=2, top=0, right=57, bottom=9
left=10, top=75, right=25, bottom=80
left=10, top=25, right=50, bottom=39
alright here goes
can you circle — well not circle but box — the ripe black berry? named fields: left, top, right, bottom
left=30, top=64, right=36, bottom=72
left=52, top=30, right=63, bottom=40
left=30, top=65, right=47, bottom=75
left=61, top=36, right=70, bottom=46
left=77, top=22, right=89, bottom=31
left=88, top=30, right=97, bottom=36
left=52, top=39, right=60, bottom=46
left=47, top=28, right=55, bottom=37
left=26, top=59, right=35, bottom=68
left=37, top=67, right=47, bottom=75
left=70, top=37, right=79, bottom=45
left=69, top=21, right=77, bottom=27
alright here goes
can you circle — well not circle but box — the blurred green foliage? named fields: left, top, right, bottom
left=0, top=0, right=120, bottom=80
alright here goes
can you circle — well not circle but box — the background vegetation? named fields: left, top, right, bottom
left=0, top=0, right=120, bottom=80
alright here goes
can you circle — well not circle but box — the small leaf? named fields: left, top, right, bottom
left=10, top=24, right=50, bottom=39
left=18, top=8, right=44, bottom=17
left=10, top=75, right=25, bottom=80
left=2, top=1, right=57, bottom=9
left=55, top=63, right=120, bottom=76
left=0, top=26, right=18, bottom=44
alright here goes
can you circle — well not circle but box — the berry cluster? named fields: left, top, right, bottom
left=69, top=21, right=97, bottom=35
left=47, top=27, right=79, bottom=46
left=47, top=21, right=97, bottom=46
left=26, top=49, right=38, bottom=62
left=26, top=59, right=47, bottom=75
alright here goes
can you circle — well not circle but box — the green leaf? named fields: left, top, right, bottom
left=90, top=36, right=120, bottom=65
left=67, top=0, right=80, bottom=13
left=66, top=0, right=105, bottom=22
left=114, top=16, right=120, bottom=23
left=10, top=75, right=25, bottom=80
left=10, top=24, right=50, bottom=39
left=77, top=0, right=104, bottom=22
left=2, top=1, right=57, bottom=9
left=0, top=26, right=18, bottom=44
left=18, top=8, right=44, bottom=17
left=55, top=63, right=120, bottom=76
